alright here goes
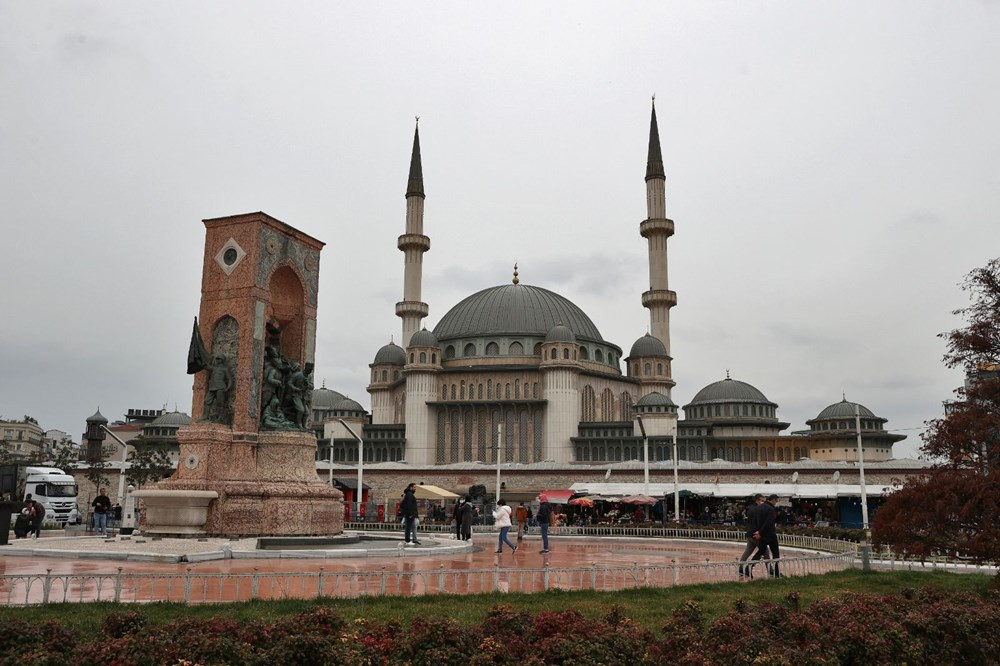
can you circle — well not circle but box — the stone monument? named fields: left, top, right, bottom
left=135, top=212, right=344, bottom=537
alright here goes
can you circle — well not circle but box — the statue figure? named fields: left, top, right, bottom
left=285, top=361, right=310, bottom=430
left=260, top=346, right=285, bottom=427
left=203, top=354, right=234, bottom=424
left=261, top=393, right=295, bottom=429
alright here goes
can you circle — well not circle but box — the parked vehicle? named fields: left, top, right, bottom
left=0, top=465, right=79, bottom=526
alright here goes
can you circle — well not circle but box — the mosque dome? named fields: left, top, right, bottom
left=332, top=397, right=365, bottom=413
left=312, top=386, right=347, bottom=409
left=813, top=399, right=876, bottom=420
left=373, top=341, right=406, bottom=365
left=628, top=333, right=667, bottom=358
left=433, top=284, right=605, bottom=342
left=149, top=411, right=192, bottom=428
left=636, top=391, right=676, bottom=407
left=544, top=323, right=576, bottom=343
left=408, top=328, right=440, bottom=348
left=688, top=377, right=772, bottom=405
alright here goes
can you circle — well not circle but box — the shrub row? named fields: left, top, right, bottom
left=2, top=587, right=997, bottom=665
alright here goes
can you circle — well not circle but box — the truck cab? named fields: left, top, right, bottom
left=1, top=465, right=79, bottom=526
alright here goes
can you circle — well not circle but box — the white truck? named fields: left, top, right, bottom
left=0, top=464, right=80, bottom=526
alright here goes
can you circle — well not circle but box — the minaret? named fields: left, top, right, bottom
left=640, top=99, right=677, bottom=357
left=395, top=120, right=431, bottom=347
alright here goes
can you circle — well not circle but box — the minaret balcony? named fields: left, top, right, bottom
left=395, top=301, right=429, bottom=318
left=639, top=218, right=675, bottom=239
left=642, top=289, right=677, bottom=308
left=397, top=234, right=431, bottom=252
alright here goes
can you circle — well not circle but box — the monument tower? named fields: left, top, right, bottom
left=137, top=212, right=344, bottom=537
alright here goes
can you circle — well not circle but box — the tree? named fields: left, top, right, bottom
left=83, top=445, right=117, bottom=492
left=873, top=258, right=1000, bottom=562
left=49, top=445, right=80, bottom=473
left=126, top=443, right=174, bottom=488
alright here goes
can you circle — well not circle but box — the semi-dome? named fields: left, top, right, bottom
left=628, top=333, right=667, bottom=358
left=636, top=391, right=676, bottom=407
left=545, top=323, right=576, bottom=343
left=86, top=409, right=108, bottom=424
left=332, top=397, right=365, bottom=413
left=312, top=386, right=347, bottom=409
left=433, top=284, right=605, bottom=342
left=408, top=328, right=439, bottom=348
left=689, top=377, right=771, bottom=404
left=814, top=399, right=876, bottom=420
left=149, top=411, right=192, bottom=428
left=373, top=341, right=406, bottom=365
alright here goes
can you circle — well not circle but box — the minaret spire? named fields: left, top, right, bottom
left=396, top=118, right=431, bottom=347
left=639, top=97, right=677, bottom=375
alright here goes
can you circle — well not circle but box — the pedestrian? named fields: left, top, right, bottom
left=459, top=496, right=474, bottom=541
left=535, top=499, right=551, bottom=554
left=738, top=494, right=766, bottom=579
left=400, top=483, right=420, bottom=545
left=493, top=499, right=517, bottom=553
left=25, top=493, right=45, bottom=539
left=452, top=498, right=464, bottom=539
left=92, top=488, right=111, bottom=537
left=515, top=502, right=528, bottom=542
left=752, top=494, right=781, bottom=577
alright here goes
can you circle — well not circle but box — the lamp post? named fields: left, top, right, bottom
left=672, top=437, right=680, bottom=523
left=338, top=419, right=364, bottom=519
left=99, top=425, right=130, bottom=507
left=635, top=415, right=650, bottom=495
left=853, top=401, right=872, bottom=571
left=495, top=423, right=502, bottom=504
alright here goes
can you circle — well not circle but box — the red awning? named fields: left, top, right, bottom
left=537, top=490, right=574, bottom=504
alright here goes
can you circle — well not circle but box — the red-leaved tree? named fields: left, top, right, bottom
left=873, top=258, right=1000, bottom=562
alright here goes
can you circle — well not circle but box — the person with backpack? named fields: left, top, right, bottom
left=24, top=493, right=45, bottom=539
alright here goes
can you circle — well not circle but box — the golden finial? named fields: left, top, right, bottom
left=512, top=263, right=519, bottom=285
left=726, top=368, right=730, bottom=379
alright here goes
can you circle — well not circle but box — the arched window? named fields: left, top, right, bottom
left=381, top=370, right=388, bottom=381
left=485, top=342, right=499, bottom=356
left=601, top=388, right=615, bottom=421
left=431, top=353, right=437, bottom=363
left=478, top=384, right=483, bottom=399
left=487, top=379, right=493, bottom=399
left=419, top=351, right=427, bottom=363
left=656, top=363, right=663, bottom=375
left=581, top=385, right=596, bottom=421
left=450, top=384, right=456, bottom=400
left=551, top=349, right=558, bottom=360
left=444, top=345, right=455, bottom=359
left=533, top=382, right=539, bottom=399
left=514, top=379, right=520, bottom=399
left=464, top=343, right=476, bottom=357
left=505, top=383, right=511, bottom=399
left=393, top=370, right=400, bottom=381
left=460, top=380, right=466, bottom=399
left=620, top=392, right=633, bottom=421
left=633, top=363, right=639, bottom=375
left=441, top=385, right=448, bottom=399
left=533, top=342, right=542, bottom=355
left=644, top=363, right=651, bottom=375
left=777, top=448, right=784, bottom=461
left=410, top=353, right=414, bottom=363
left=563, top=348, right=569, bottom=359
left=509, top=341, right=523, bottom=355
left=580, top=347, right=590, bottom=360
left=595, top=349, right=604, bottom=363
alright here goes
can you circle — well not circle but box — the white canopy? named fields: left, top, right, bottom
left=569, top=481, right=895, bottom=499
left=413, top=484, right=460, bottom=500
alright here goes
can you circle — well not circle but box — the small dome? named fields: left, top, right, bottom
left=149, top=411, right=192, bottom=428
left=86, top=409, right=108, bottom=424
left=689, top=377, right=771, bottom=404
left=312, top=386, right=347, bottom=409
left=544, top=323, right=576, bottom=343
left=629, top=333, right=667, bottom=358
left=636, top=392, right=676, bottom=407
left=814, top=399, right=876, bottom=420
left=332, top=397, right=365, bottom=413
left=373, top=341, right=406, bottom=365
left=409, top=328, right=439, bottom=348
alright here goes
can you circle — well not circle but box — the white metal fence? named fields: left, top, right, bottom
left=0, top=549, right=856, bottom=606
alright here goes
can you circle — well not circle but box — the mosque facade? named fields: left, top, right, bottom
left=316, top=104, right=905, bottom=471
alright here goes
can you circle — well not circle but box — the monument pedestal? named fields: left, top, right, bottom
left=145, top=423, right=343, bottom=537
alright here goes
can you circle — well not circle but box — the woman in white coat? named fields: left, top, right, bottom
left=492, top=499, right=518, bottom=553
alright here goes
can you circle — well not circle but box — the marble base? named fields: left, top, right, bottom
left=148, top=424, right=344, bottom=538
left=131, top=489, right=218, bottom=536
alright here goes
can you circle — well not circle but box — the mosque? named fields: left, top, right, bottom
left=314, top=103, right=906, bottom=483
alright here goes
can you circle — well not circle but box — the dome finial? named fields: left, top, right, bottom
left=322, top=378, right=327, bottom=388
left=842, top=391, right=847, bottom=402
left=725, top=368, right=730, bottom=380
left=512, top=263, right=519, bottom=285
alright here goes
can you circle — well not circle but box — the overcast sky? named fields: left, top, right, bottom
left=2, top=2, right=998, bottom=459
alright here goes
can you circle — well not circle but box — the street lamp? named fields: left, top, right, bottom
left=853, top=401, right=872, bottom=571
left=338, top=419, right=364, bottom=519
left=124, top=484, right=136, bottom=531
left=635, top=415, right=650, bottom=495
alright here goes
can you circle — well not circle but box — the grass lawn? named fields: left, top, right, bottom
left=1, top=569, right=993, bottom=633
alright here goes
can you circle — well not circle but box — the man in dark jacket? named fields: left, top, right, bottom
left=738, top=494, right=766, bottom=578
left=535, top=500, right=552, bottom=554
left=752, top=494, right=781, bottom=577
left=400, top=483, right=420, bottom=545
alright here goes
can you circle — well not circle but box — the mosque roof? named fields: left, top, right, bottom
left=687, top=377, right=774, bottom=405
left=628, top=333, right=667, bottom=358
left=312, top=387, right=347, bottom=409
left=812, top=399, right=878, bottom=421
left=149, top=411, right=192, bottom=428
left=86, top=409, right=108, bottom=424
left=544, top=323, right=576, bottom=343
left=373, top=341, right=406, bottom=365
left=409, top=328, right=440, bottom=348
left=433, top=284, right=606, bottom=342
left=636, top=391, right=676, bottom=407
left=332, top=397, right=365, bottom=413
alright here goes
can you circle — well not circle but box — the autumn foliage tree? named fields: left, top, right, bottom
left=873, top=258, right=1000, bottom=562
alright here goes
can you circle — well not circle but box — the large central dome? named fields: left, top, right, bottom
left=433, top=284, right=606, bottom=342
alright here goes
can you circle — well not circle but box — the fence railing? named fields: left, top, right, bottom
left=345, top=522, right=857, bottom=553
left=0, top=549, right=856, bottom=606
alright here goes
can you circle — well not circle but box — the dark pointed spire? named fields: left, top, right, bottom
left=645, top=98, right=665, bottom=182
left=406, top=118, right=425, bottom=198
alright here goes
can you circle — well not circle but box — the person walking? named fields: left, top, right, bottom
left=452, top=498, right=464, bottom=540
left=24, top=493, right=45, bottom=539
left=92, top=488, right=111, bottom=537
left=536, top=499, right=552, bottom=554
left=400, top=483, right=421, bottom=545
left=752, top=494, right=781, bottom=577
left=515, top=502, right=529, bottom=543
left=493, top=499, right=517, bottom=553
left=459, top=496, right=474, bottom=541
left=738, top=494, right=766, bottom=579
